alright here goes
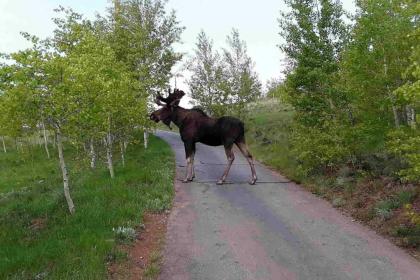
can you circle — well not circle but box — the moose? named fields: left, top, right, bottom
left=150, top=89, right=257, bottom=185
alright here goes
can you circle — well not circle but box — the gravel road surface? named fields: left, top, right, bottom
left=156, top=130, right=420, bottom=280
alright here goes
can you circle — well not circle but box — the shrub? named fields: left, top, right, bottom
left=387, top=129, right=420, bottom=182
left=291, top=122, right=350, bottom=175
left=393, top=224, right=420, bottom=248
left=404, top=204, right=420, bottom=226
left=113, top=226, right=136, bottom=244
left=374, top=199, right=400, bottom=220
left=332, top=197, right=346, bottom=208
left=397, top=190, right=417, bottom=205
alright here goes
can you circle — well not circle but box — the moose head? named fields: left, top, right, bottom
left=149, top=88, right=185, bottom=129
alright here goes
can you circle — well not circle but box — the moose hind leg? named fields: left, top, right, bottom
left=183, top=142, right=195, bottom=183
left=236, top=142, right=257, bottom=185
left=217, top=144, right=235, bottom=185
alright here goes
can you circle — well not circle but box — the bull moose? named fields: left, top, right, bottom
left=150, top=88, right=257, bottom=185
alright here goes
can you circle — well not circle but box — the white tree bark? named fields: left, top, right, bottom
left=1, top=136, right=6, bottom=153
left=83, top=142, right=88, bottom=153
left=384, top=54, right=400, bottom=128
left=123, top=141, right=128, bottom=152
left=144, top=130, right=149, bottom=149
left=120, top=142, right=125, bottom=167
left=42, top=121, right=50, bottom=158
left=406, top=106, right=416, bottom=129
left=105, top=134, right=115, bottom=178
left=38, top=131, right=42, bottom=147
left=90, top=138, right=96, bottom=169
left=392, top=105, right=400, bottom=128
left=56, top=128, right=75, bottom=215
left=411, top=107, right=416, bottom=129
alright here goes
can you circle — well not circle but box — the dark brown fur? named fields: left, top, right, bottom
left=150, top=89, right=257, bottom=185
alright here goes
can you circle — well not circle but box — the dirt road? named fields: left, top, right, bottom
left=156, top=130, right=420, bottom=280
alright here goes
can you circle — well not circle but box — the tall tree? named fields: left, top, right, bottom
left=186, top=31, right=225, bottom=115
left=387, top=10, right=420, bottom=182
left=187, top=29, right=261, bottom=118
left=279, top=0, right=349, bottom=127
left=221, top=29, right=262, bottom=118
left=0, top=1, right=183, bottom=214
left=278, top=0, right=350, bottom=173
left=105, top=0, right=184, bottom=144
left=64, top=25, right=142, bottom=178
left=341, top=0, right=417, bottom=144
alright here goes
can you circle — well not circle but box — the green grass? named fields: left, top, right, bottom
left=0, top=134, right=174, bottom=279
left=246, top=99, right=300, bottom=181
left=144, top=250, right=162, bottom=279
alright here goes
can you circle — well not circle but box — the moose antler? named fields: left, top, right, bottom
left=168, top=89, right=186, bottom=106
left=154, top=89, right=186, bottom=106
left=155, top=92, right=168, bottom=106
left=155, top=97, right=164, bottom=106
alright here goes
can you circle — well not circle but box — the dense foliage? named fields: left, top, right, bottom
left=278, top=0, right=419, bottom=181
left=0, top=0, right=182, bottom=213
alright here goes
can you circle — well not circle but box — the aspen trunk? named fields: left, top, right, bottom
left=83, top=142, right=88, bottom=153
left=106, top=115, right=115, bottom=178
left=392, top=105, right=400, bottom=128
left=144, top=130, right=148, bottom=149
left=406, top=106, right=416, bottom=129
left=120, top=142, right=125, bottom=167
left=90, top=138, right=96, bottom=169
left=105, top=134, right=115, bottom=178
left=56, top=128, right=75, bottom=215
left=53, top=133, right=56, bottom=149
left=42, top=121, right=50, bottom=158
left=38, top=131, right=42, bottom=147
left=384, top=54, right=400, bottom=128
left=411, top=107, right=416, bottom=129
left=1, top=136, right=6, bottom=153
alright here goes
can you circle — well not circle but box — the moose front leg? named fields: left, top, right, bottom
left=183, top=142, right=195, bottom=183
left=217, top=145, right=235, bottom=185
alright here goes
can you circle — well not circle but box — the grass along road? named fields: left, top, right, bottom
left=0, top=134, right=174, bottom=279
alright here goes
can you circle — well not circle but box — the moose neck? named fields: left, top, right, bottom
left=170, top=106, right=189, bottom=127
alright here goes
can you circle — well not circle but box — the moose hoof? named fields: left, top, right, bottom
left=216, top=180, right=224, bottom=185
left=182, top=176, right=194, bottom=183
left=249, top=178, right=257, bottom=185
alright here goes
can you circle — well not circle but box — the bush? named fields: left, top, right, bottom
left=393, top=224, right=420, bottom=248
left=374, top=199, right=400, bottom=220
left=113, top=226, right=136, bottom=244
left=387, top=129, right=420, bottom=182
left=291, top=122, right=351, bottom=175
left=397, top=190, right=417, bottom=205
left=404, top=204, right=420, bottom=226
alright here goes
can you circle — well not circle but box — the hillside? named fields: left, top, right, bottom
left=246, top=99, right=420, bottom=259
